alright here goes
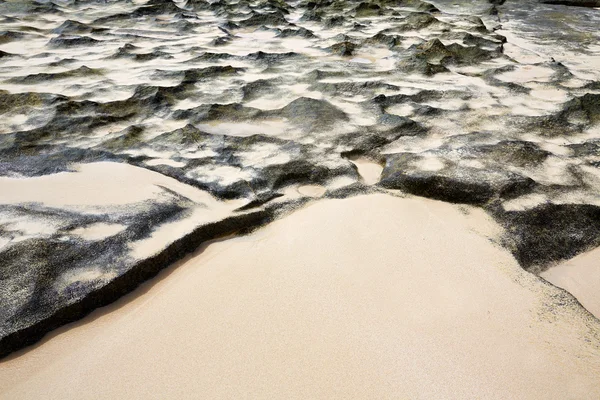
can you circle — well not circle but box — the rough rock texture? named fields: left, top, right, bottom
left=0, top=0, right=600, bottom=357
left=539, top=0, right=600, bottom=7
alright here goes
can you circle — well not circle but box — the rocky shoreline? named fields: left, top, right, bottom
left=1, top=0, right=600, bottom=357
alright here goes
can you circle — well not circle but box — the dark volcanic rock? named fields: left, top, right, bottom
left=560, top=93, right=600, bottom=125
left=379, top=153, right=535, bottom=204
left=275, top=97, right=349, bottom=131
left=0, top=31, right=25, bottom=44
left=176, top=103, right=263, bottom=123
left=7, top=66, right=103, bottom=84
left=407, top=38, right=501, bottom=67
left=242, top=79, right=278, bottom=101
left=52, top=20, right=93, bottom=35
left=354, top=2, right=383, bottom=17
left=277, top=27, right=317, bottom=38
left=470, top=140, right=551, bottom=168
left=48, top=35, right=101, bottom=47
left=182, top=65, right=245, bottom=83
left=363, top=32, right=402, bottom=48
left=529, top=93, right=600, bottom=134
left=238, top=11, right=289, bottom=27
left=396, top=56, right=450, bottom=75
left=327, top=41, right=357, bottom=56
left=497, top=204, right=600, bottom=271
left=540, top=0, right=600, bottom=6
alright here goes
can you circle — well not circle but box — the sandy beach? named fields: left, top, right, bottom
left=542, top=247, right=600, bottom=319
left=1, top=193, right=599, bottom=399
left=1, top=0, right=600, bottom=397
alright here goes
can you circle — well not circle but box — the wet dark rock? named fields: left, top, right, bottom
left=415, top=1, right=440, bottom=13
left=0, top=91, right=62, bottom=113
left=0, top=31, right=25, bottom=44
left=245, top=51, right=301, bottom=63
left=363, top=32, right=402, bottom=48
left=101, top=126, right=146, bottom=151
left=461, top=32, right=505, bottom=49
left=568, top=140, right=600, bottom=157
left=335, top=116, right=426, bottom=153
left=210, top=36, right=232, bottom=46
left=148, top=124, right=212, bottom=147
left=396, top=56, right=450, bottom=75
left=559, top=93, right=600, bottom=125
left=182, top=65, right=245, bottom=83
left=396, top=12, right=440, bottom=31
left=380, top=153, right=535, bottom=204
left=376, top=114, right=427, bottom=136
left=48, top=35, right=101, bottom=47
left=312, top=80, right=401, bottom=97
left=529, top=93, right=600, bottom=135
left=48, top=58, right=78, bottom=67
left=408, top=38, right=501, bottom=66
left=303, top=69, right=351, bottom=81
left=331, top=33, right=355, bottom=43
left=540, top=0, right=600, bottom=7
left=131, top=1, right=183, bottom=17
left=441, top=42, right=500, bottom=65
left=324, top=15, right=346, bottom=28
left=275, top=97, right=349, bottom=131
left=130, top=84, right=188, bottom=109
left=52, top=20, right=93, bottom=35
left=301, top=9, right=324, bottom=22
left=238, top=11, right=289, bottom=27
left=0, top=146, right=116, bottom=177
left=327, top=41, right=357, bottom=56
left=7, top=66, right=103, bottom=84
left=134, top=50, right=174, bottom=62
left=219, top=21, right=240, bottom=31
left=176, top=103, right=263, bottom=123
left=277, top=27, right=317, bottom=38
left=469, top=140, right=551, bottom=168
left=236, top=192, right=284, bottom=210
left=582, top=81, right=600, bottom=90
left=354, top=2, right=383, bottom=17
left=242, top=79, right=278, bottom=101
left=497, top=204, right=600, bottom=270
left=187, top=52, right=235, bottom=62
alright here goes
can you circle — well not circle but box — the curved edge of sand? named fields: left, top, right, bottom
left=1, top=193, right=599, bottom=399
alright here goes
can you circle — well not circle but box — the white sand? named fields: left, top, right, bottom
left=542, top=247, right=600, bottom=319
left=1, top=194, right=600, bottom=399
left=0, top=162, right=221, bottom=208
left=297, top=184, right=327, bottom=197
left=69, top=222, right=127, bottom=241
left=348, top=157, right=383, bottom=185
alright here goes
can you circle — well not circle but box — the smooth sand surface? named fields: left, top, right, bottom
left=542, top=247, right=600, bottom=320
left=0, top=162, right=223, bottom=208
left=1, top=194, right=600, bottom=399
left=348, top=157, right=384, bottom=185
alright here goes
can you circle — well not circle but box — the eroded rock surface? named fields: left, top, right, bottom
left=1, top=0, right=600, bottom=357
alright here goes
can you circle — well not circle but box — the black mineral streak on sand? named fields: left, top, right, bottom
left=1, top=0, right=600, bottom=357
